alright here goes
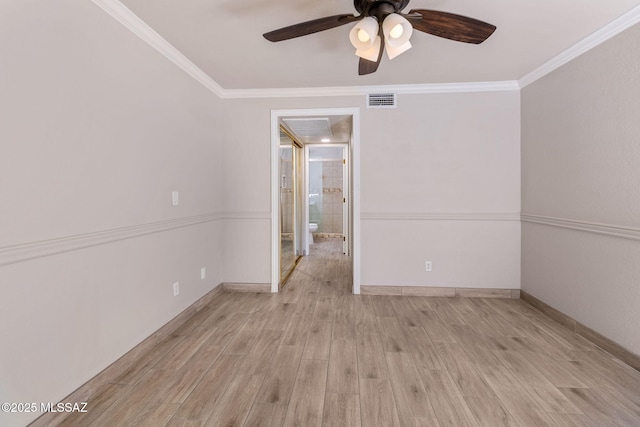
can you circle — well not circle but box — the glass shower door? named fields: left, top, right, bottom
left=279, top=128, right=303, bottom=286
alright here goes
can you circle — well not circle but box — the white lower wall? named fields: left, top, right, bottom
left=221, top=216, right=271, bottom=284
left=0, top=221, right=222, bottom=427
left=362, top=218, right=521, bottom=288
left=522, top=222, right=640, bottom=355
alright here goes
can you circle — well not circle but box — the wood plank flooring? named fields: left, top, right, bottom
left=52, top=239, right=640, bottom=426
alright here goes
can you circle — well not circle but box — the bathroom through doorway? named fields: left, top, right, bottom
left=306, top=144, right=349, bottom=257
left=270, top=108, right=361, bottom=294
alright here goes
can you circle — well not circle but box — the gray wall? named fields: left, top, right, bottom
left=219, top=92, right=521, bottom=288
left=360, top=92, right=521, bottom=288
left=0, top=2, right=223, bottom=426
left=522, top=23, right=640, bottom=355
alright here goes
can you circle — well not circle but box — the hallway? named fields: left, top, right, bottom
left=48, top=239, right=640, bottom=426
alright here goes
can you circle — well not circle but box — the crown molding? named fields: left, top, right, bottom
left=521, top=213, right=640, bottom=241
left=91, top=0, right=226, bottom=97
left=519, top=4, right=640, bottom=88
left=94, top=0, right=639, bottom=97
left=361, top=212, right=521, bottom=221
left=92, top=0, right=518, bottom=99
left=222, top=81, right=520, bottom=99
left=0, top=213, right=221, bottom=267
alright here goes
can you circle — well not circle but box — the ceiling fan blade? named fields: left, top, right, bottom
left=407, top=9, right=496, bottom=44
left=264, top=14, right=362, bottom=42
left=358, top=35, right=384, bottom=76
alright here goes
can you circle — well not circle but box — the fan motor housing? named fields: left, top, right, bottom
left=354, top=0, right=410, bottom=18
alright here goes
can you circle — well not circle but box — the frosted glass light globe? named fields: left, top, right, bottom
left=389, top=23, right=403, bottom=39
left=358, top=29, right=370, bottom=43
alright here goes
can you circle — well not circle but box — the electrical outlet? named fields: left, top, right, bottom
left=425, top=261, right=432, bottom=272
left=172, top=191, right=179, bottom=206
left=173, top=282, right=180, bottom=296
left=200, top=267, right=206, bottom=280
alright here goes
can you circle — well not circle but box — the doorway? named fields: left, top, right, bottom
left=270, top=108, right=361, bottom=294
left=306, top=144, right=350, bottom=257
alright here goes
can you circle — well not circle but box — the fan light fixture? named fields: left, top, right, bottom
left=382, top=14, right=412, bottom=60
left=349, top=13, right=412, bottom=62
left=263, top=0, right=497, bottom=76
left=349, top=17, right=381, bottom=62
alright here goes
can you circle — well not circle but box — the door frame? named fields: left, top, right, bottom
left=270, top=108, right=361, bottom=294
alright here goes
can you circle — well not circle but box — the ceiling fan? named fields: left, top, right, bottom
left=263, top=0, right=496, bottom=75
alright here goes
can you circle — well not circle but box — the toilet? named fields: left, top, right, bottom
left=308, top=223, right=318, bottom=244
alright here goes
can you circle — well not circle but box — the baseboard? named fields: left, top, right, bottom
left=521, top=290, right=640, bottom=372
left=360, top=285, right=519, bottom=299
left=222, top=282, right=271, bottom=293
left=29, top=283, right=224, bottom=427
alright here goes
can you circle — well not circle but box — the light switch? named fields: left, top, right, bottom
left=172, top=191, right=179, bottom=206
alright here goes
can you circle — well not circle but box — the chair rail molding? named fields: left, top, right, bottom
left=362, top=212, right=521, bottom=221
left=521, top=213, right=640, bottom=241
left=0, top=213, right=221, bottom=267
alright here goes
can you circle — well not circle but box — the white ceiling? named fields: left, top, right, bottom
left=117, top=0, right=640, bottom=90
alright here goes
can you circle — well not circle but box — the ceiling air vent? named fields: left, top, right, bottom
left=367, top=93, right=396, bottom=108
left=282, top=118, right=332, bottom=137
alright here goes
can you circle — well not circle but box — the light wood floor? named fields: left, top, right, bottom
left=54, top=239, right=640, bottom=426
